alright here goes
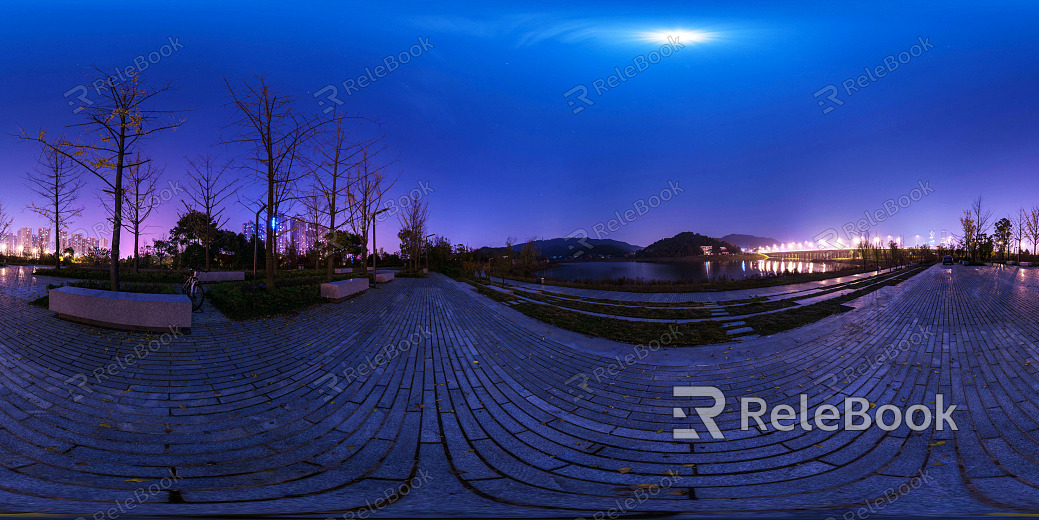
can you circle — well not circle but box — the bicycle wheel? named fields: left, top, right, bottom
left=188, top=283, right=205, bottom=311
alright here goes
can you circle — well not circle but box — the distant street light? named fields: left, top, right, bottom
left=424, top=233, right=435, bottom=272
left=371, top=207, right=391, bottom=288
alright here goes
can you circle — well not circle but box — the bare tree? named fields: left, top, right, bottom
left=348, top=144, right=397, bottom=271
left=107, top=152, right=162, bottom=272
left=1015, top=209, right=1026, bottom=263
left=960, top=210, right=978, bottom=261
left=183, top=153, right=236, bottom=271
left=297, top=190, right=327, bottom=271
left=1026, top=205, right=1039, bottom=260
left=971, top=195, right=992, bottom=257
left=310, top=113, right=382, bottom=280
left=25, top=141, right=85, bottom=268
left=19, top=71, right=182, bottom=289
left=0, top=202, right=13, bottom=255
left=223, top=76, right=325, bottom=291
left=397, top=194, right=429, bottom=272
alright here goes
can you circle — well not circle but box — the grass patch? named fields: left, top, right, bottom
left=206, top=272, right=372, bottom=320
left=716, top=296, right=768, bottom=306
left=722, top=299, right=797, bottom=316
left=540, top=292, right=706, bottom=308
left=512, top=289, right=714, bottom=319
left=468, top=283, right=729, bottom=346
left=743, top=266, right=927, bottom=336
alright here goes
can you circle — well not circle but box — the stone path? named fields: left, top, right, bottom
left=0, top=264, right=1036, bottom=518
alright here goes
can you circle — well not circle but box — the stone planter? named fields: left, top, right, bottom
left=320, top=278, right=369, bottom=301
left=1021, top=262, right=1034, bottom=267
left=375, top=273, right=394, bottom=283
left=334, top=268, right=354, bottom=274
left=49, top=287, right=191, bottom=332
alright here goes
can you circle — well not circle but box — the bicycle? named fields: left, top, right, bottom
left=182, top=270, right=206, bottom=312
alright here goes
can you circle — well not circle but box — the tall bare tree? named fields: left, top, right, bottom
left=20, top=71, right=182, bottom=289
left=971, top=195, right=992, bottom=258
left=0, top=202, right=13, bottom=255
left=223, top=76, right=324, bottom=291
left=25, top=141, right=85, bottom=268
left=297, top=190, right=327, bottom=271
left=108, top=153, right=162, bottom=272
left=183, top=153, right=236, bottom=271
left=310, top=114, right=381, bottom=280
left=348, top=144, right=397, bottom=271
left=397, top=194, right=429, bottom=272
left=960, top=210, right=978, bottom=261
left=1026, top=205, right=1039, bottom=259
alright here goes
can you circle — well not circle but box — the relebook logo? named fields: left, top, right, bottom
left=672, top=386, right=957, bottom=440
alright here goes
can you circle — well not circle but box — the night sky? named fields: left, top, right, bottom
left=2, top=1, right=1038, bottom=256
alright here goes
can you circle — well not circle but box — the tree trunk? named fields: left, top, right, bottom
left=265, top=196, right=275, bottom=292
left=110, top=131, right=125, bottom=292
left=53, top=216, right=60, bottom=270
left=133, top=226, right=140, bottom=273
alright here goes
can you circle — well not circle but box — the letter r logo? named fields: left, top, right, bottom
left=672, top=386, right=725, bottom=440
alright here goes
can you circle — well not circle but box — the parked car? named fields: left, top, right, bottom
left=942, top=255, right=954, bottom=265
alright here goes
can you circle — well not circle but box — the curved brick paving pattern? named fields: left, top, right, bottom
left=0, top=264, right=1037, bottom=517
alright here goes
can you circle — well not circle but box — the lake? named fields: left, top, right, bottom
left=536, top=260, right=836, bottom=283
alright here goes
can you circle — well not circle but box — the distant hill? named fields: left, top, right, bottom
left=636, top=232, right=742, bottom=257
left=720, top=234, right=779, bottom=251
left=479, top=238, right=641, bottom=259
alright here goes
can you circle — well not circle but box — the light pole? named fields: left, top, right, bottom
left=371, top=207, right=391, bottom=288
left=252, top=202, right=268, bottom=282
left=424, top=233, right=435, bottom=272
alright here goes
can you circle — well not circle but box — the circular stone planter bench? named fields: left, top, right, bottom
left=49, top=286, right=191, bottom=333
left=196, top=271, right=245, bottom=283
left=375, top=272, right=394, bottom=283
left=320, top=277, right=369, bottom=301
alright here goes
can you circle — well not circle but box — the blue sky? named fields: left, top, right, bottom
left=2, top=0, right=1037, bottom=254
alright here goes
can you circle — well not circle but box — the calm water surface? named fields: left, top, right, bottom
left=537, top=260, right=835, bottom=283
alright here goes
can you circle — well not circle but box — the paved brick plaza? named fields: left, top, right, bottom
left=0, top=264, right=1038, bottom=518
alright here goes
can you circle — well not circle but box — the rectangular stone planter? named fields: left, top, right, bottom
left=320, top=278, right=369, bottom=301
left=49, top=287, right=191, bottom=333
left=961, top=261, right=969, bottom=266
left=375, top=273, right=394, bottom=283
left=1022, top=262, right=1034, bottom=267
left=1008, top=261, right=1017, bottom=265
left=334, top=268, right=354, bottom=274
left=196, top=271, right=245, bottom=283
